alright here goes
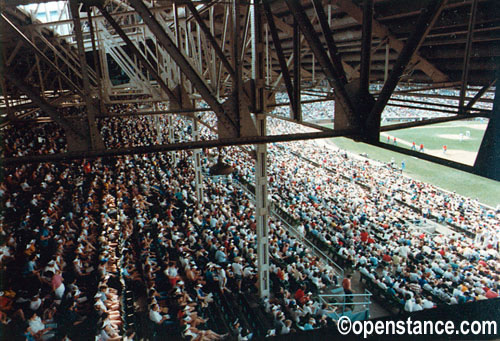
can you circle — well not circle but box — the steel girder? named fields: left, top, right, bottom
left=127, top=0, right=245, bottom=138
left=263, top=1, right=295, bottom=118
left=366, top=0, right=446, bottom=142
left=359, top=0, right=373, bottom=96
left=311, top=0, right=347, bottom=85
left=98, top=5, right=180, bottom=105
left=0, top=14, right=83, bottom=95
left=332, top=0, right=449, bottom=83
left=69, top=0, right=104, bottom=150
left=285, top=0, right=359, bottom=129
left=474, top=68, right=500, bottom=181
left=2, top=128, right=357, bottom=166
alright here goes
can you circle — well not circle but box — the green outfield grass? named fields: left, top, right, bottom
left=327, top=137, right=499, bottom=207
left=319, top=120, right=498, bottom=207
left=381, top=120, right=487, bottom=152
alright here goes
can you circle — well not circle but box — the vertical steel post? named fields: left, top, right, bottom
left=473, top=69, right=500, bottom=181
left=168, top=114, right=177, bottom=166
left=154, top=102, right=163, bottom=144
left=251, top=0, right=264, bottom=114
left=252, top=0, right=269, bottom=298
left=359, top=0, right=373, bottom=95
left=293, top=17, right=301, bottom=121
left=232, top=0, right=242, bottom=134
left=95, top=19, right=110, bottom=101
left=192, top=116, right=204, bottom=209
left=255, top=115, right=269, bottom=298
left=87, top=6, right=103, bottom=108
left=173, top=2, right=182, bottom=88
left=384, top=42, right=389, bottom=83
left=459, top=0, right=478, bottom=112
left=69, top=1, right=103, bottom=149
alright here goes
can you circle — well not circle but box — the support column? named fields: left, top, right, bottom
left=168, top=114, right=177, bottom=166
left=231, top=0, right=242, bottom=135
left=384, top=42, right=389, bottom=83
left=474, top=69, right=500, bottom=181
left=293, top=18, right=302, bottom=122
left=365, top=0, right=444, bottom=142
left=359, top=0, right=373, bottom=96
left=192, top=117, right=204, bottom=209
left=87, top=6, right=103, bottom=111
left=154, top=103, right=163, bottom=144
left=69, top=1, right=103, bottom=150
left=459, top=0, right=478, bottom=112
left=255, top=115, right=269, bottom=298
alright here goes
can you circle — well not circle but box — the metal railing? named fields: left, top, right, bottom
left=319, top=289, right=373, bottom=316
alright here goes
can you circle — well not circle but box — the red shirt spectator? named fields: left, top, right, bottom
left=294, top=287, right=306, bottom=303
left=485, top=289, right=498, bottom=299
left=51, top=273, right=63, bottom=291
left=360, top=231, right=368, bottom=243
left=277, top=268, right=285, bottom=281
left=84, top=161, right=92, bottom=174
left=342, top=277, right=351, bottom=291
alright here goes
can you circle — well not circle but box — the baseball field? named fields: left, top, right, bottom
left=323, top=120, right=499, bottom=207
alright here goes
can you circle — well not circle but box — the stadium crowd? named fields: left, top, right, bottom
left=273, top=88, right=494, bottom=122
left=1, top=102, right=498, bottom=340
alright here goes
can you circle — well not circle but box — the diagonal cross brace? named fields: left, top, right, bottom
left=366, top=0, right=445, bottom=140
left=127, top=0, right=238, bottom=133
left=3, top=71, right=87, bottom=141
left=98, top=5, right=180, bottom=106
left=332, top=0, right=448, bottom=83
left=262, top=0, right=296, bottom=117
left=311, top=0, right=347, bottom=85
left=183, top=0, right=236, bottom=81
left=285, top=0, right=358, bottom=128
left=0, top=13, right=83, bottom=96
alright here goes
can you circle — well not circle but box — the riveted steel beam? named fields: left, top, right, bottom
left=127, top=0, right=238, bottom=135
left=359, top=0, right=373, bottom=95
left=311, top=0, right=347, bottom=84
left=2, top=128, right=357, bottom=166
left=69, top=0, right=103, bottom=150
left=366, top=0, right=445, bottom=142
left=0, top=13, right=82, bottom=95
left=98, top=5, right=180, bottom=105
left=332, top=0, right=449, bottom=83
left=263, top=0, right=295, bottom=117
left=285, top=0, right=358, bottom=129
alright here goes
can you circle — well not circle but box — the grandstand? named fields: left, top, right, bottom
left=1, top=0, right=499, bottom=340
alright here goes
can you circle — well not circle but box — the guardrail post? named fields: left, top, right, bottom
left=192, top=116, right=204, bottom=209
left=255, top=114, right=270, bottom=298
